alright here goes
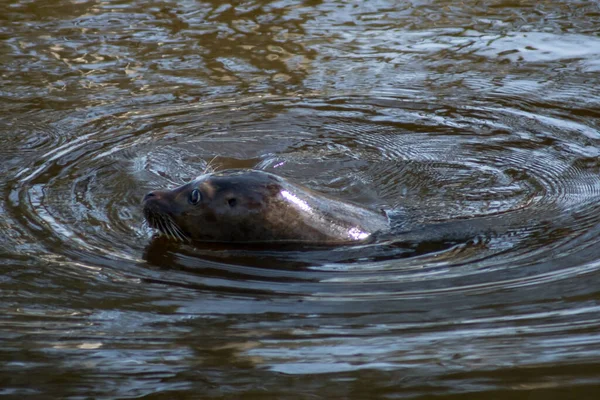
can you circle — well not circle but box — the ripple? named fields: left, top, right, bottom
left=2, top=0, right=600, bottom=396
left=3, top=93, right=600, bottom=388
left=3, top=95, right=597, bottom=273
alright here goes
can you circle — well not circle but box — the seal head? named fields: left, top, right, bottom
left=143, top=169, right=389, bottom=244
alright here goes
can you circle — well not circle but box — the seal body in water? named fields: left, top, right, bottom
left=143, top=169, right=389, bottom=244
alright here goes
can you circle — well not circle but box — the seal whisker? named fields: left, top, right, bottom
left=144, top=208, right=188, bottom=242
left=166, top=215, right=189, bottom=242
left=170, top=224, right=186, bottom=242
left=174, top=229, right=187, bottom=242
left=158, top=217, right=172, bottom=240
left=176, top=227, right=190, bottom=242
left=203, top=155, right=218, bottom=174
left=149, top=213, right=160, bottom=232
left=161, top=214, right=186, bottom=242
left=167, top=220, right=182, bottom=242
left=154, top=216, right=164, bottom=235
left=160, top=214, right=177, bottom=240
left=161, top=218, right=173, bottom=240
left=163, top=218, right=179, bottom=242
left=149, top=214, right=158, bottom=230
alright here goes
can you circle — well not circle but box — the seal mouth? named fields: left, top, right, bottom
left=143, top=207, right=190, bottom=243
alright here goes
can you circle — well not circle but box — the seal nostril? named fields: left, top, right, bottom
left=143, top=191, right=156, bottom=202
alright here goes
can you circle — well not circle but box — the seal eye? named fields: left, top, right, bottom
left=189, top=189, right=201, bottom=205
left=228, top=198, right=237, bottom=207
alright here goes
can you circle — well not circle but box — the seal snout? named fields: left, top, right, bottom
left=142, top=190, right=169, bottom=216
left=142, top=190, right=172, bottom=217
left=143, top=190, right=169, bottom=204
left=142, top=188, right=190, bottom=242
left=143, top=191, right=157, bottom=202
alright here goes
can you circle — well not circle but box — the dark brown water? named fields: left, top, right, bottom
left=2, top=0, right=600, bottom=398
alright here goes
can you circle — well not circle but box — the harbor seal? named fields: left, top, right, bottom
left=142, top=169, right=389, bottom=244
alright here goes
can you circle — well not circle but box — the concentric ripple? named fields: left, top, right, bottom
left=3, top=0, right=600, bottom=396
left=3, top=93, right=600, bottom=392
left=2, top=95, right=598, bottom=279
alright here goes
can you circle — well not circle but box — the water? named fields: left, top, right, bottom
left=1, top=0, right=600, bottom=398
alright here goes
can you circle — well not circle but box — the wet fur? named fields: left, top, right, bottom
left=142, top=169, right=389, bottom=244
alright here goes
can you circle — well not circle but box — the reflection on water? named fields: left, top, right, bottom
left=2, top=0, right=600, bottom=398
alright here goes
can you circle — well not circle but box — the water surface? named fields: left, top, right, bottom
left=2, top=0, right=600, bottom=398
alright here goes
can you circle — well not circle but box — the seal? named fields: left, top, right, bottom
left=142, top=169, right=389, bottom=244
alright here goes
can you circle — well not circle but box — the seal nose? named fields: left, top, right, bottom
left=143, top=191, right=157, bottom=202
